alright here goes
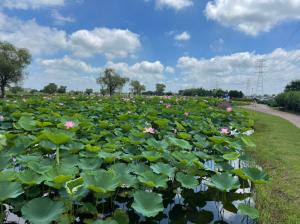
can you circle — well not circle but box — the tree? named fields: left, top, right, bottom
left=130, top=80, right=145, bottom=95
left=96, top=68, right=129, bottom=96
left=42, top=83, right=57, bottom=94
left=229, top=90, right=244, bottom=98
left=85, top=88, right=93, bottom=95
left=10, top=86, right=23, bottom=94
left=285, top=80, right=300, bottom=92
left=57, top=86, right=67, bottom=93
left=0, top=42, right=31, bottom=98
left=155, top=83, right=166, bottom=96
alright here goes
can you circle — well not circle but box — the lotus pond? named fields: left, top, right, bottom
left=0, top=96, right=269, bottom=224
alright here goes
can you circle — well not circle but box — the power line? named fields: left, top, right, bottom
left=255, top=59, right=266, bottom=97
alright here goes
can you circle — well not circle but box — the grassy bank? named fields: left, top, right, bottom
left=242, top=109, right=300, bottom=223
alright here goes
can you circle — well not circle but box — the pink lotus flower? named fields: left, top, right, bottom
left=64, top=121, right=75, bottom=129
left=184, top=112, right=189, bottom=117
left=226, top=107, right=233, bottom=112
left=165, top=104, right=171, bottom=108
left=220, top=128, right=230, bottom=135
left=0, top=115, right=4, bottom=121
left=144, top=127, right=155, bottom=134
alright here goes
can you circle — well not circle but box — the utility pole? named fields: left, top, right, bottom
left=255, top=59, right=266, bottom=97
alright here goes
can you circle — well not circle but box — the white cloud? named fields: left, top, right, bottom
left=69, top=28, right=141, bottom=59
left=205, top=0, right=300, bottom=36
left=24, top=56, right=101, bottom=90
left=51, top=10, right=75, bottom=25
left=0, top=12, right=68, bottom=55
left=174, top=31, right=190, bottom=41
left=165, top=66, right=175, bottom=74
left=0, top=13, right=141, bottom=59
left=0, top=0, right=65, bottom=10
left=156, top=0, right=193, bottom=10
left=176, top=48, right=300, bottom=93
left=209, top=38, right=224, bottom=52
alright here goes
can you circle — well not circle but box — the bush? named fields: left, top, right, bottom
left=275, top=91, right=300, bottom=112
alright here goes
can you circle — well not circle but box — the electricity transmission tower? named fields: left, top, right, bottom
left=255, top=59, right=266, bottom=97
left=246, top=78, right=251, bottom=97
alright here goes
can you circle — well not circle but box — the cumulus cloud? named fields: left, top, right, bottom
left=176, top=48, right=300, bottom=93
left=165, top=66, right=175, bottom=74
left=69, top=28, right=141, bottom=59
left=174, top=31, right=191, bottom=41
left=205, top=0, right=300, bottom=36
left=0, top=13, right=141, bottom=59
left=156, top=0, right=193, bottom=10
left=0, top=0, right=65, bottom=10
left=24, top=56, right=101, bottom=90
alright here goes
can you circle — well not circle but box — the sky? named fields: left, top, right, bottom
left=1, top=0, right=300, bottom=94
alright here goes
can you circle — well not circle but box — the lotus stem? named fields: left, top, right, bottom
left=56, top=146, right=60, bottom=165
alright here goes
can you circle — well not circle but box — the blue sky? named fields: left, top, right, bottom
left=1, top=0, right=300, bottom=94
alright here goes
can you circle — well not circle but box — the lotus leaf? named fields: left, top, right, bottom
left=150, top=162, right=176, bottom=178
left=238, top=204, right=259, bottom=219
left=207, top=173, right=240, bottom=192
left=132, top=191, right=164, bottom=217
left=137, top=170, right=168, bottom=188
left=21, top=197, right=65, bottom=224
left=176, top=172, right=199, bottom=189
left=0, top=182, right=23, bottom=201
left=17, top=116, right=36, bottom=131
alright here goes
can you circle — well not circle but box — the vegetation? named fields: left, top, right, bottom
left=130, top=80, right=145, bottom=95
left=275, top=91, right=300, bottom=112
left=155, top=83, right=166, bottom=95
left=243, top=109, right=300, bottom=223
left=85, top=88, right=93, bottom=95
left=97, top=68, right=129, bottom=96
left=42, top=83, right=58, bottom=94
left=179, top=88, right=244, bottom=98
left=284, top=80, right=300, bottom=92
left=0, top=96, right=266, bottom=223
left=0, top=42, right=31, bottom=98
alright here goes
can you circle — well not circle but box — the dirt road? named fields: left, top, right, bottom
left=242, top=104, right=300, bottom=128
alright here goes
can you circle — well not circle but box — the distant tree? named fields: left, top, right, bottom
left=85, top=88, right=93, bottom=95
left=229, top=90, right=244, bottom=98
left=10, top=86, right=23, bottom=94
left=57, top=85, right=67, bottom=93
left=0, top=42, right=31, bottom=98
left=213, top=89, right=227, bottom=98
left=96, top=68, right=129, bottom=96
left=155, top=83, right=166, bottom=96
left=30, top=89, right=38, bottom=94
left=142, top=91, right=155, bottom=96
left=42, top=83, right=57, bottom=94
left=285, top=80, right=300, bottom=92
left=130, top=80, right=145, bottom=95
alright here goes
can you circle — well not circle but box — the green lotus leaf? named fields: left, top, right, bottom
left=0, top=171, right=17, bottom=182
left=21, top=197, right=65, bottom=224
left=241, top=136, right=256, bottom=148
left=99, top=151, right=121, bottom=163
left=78, top=158, right=102, bottom=170
left=85, top=144, right=101, bottom=153
left=61, top=141, right=85, bottom=153
left=207, top=173, right=240, bottom=192
left=141, top=151, right=162, bottom=162
left=44, top=165, right=77, bottom=184
left=238, top=204, right=259, bottom=219
left=176, top=172, right=199, bottom=189
left=18, top=170, right=44, bottom=185
left=150, top=162, right=176, bottom=178
left=65, top=177, right=84, bottom=195
left=208, top=136, right=228, bottom=144
left=132, top=190, right=164, bottom=217
left=0, top=181, right=23, bottom=201
left=109, top=163, right=138, bottom=188
left=129, top=163, right=152, bottom=175
left=17, top=116, right=36, bottom=131
left=146, top=138, right=169, bottom=150
left=177, top=132, right=192, bottom=140
left=0, top=134, right=6, bottom=151
left=239, top=167, right=269, bottom=184
left=0, top=154, right=10, bottom=169
left=83, top=170, right=120, bottom=193
left=137, top=171, right=168, bottom=188
left=223, top=152, right=240, bottom=161
left=113, top=209, right=129, bottom=224
left=168, top=137, right=192, bottom=150
left=172, top=151, right=198, bottom=164
left=41, top=129, right=73, bottom=145
left=39, top=140, right=57, bottom=151
left=27, top=159, right=53, bottom=174
left=154, top=118, right=169, bottom=128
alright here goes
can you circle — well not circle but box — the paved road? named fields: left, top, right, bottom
left=242, top=104, right=300, bottom=128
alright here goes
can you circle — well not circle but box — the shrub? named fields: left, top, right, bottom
left=275, top=91, right=300, bottom=112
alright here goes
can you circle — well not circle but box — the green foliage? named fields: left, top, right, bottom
left=130, top=80, right=146, bottom=95
left=275, top=91, right=300, bottom=112
left=97, top=68, right=129, bottom=96
left=57, top=85, right=67, bottom=94
left=0, top=96, right=264, bottom=223
left=284, top=79, right=300, bottom=92
left=85, top=88, right=93, bottom=95
left=155, top=83, right=166, bottom=95
left=0, top=41, right=31, bottom=97
left=42, top=83, right=58, bottom=94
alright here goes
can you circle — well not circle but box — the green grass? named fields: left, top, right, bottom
left=242, top=109, right=300, bottom=224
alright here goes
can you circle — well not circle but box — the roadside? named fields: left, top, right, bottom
left=240, top=109, right=300, bottom=223
left=242, top=103, right=300, bottom=128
